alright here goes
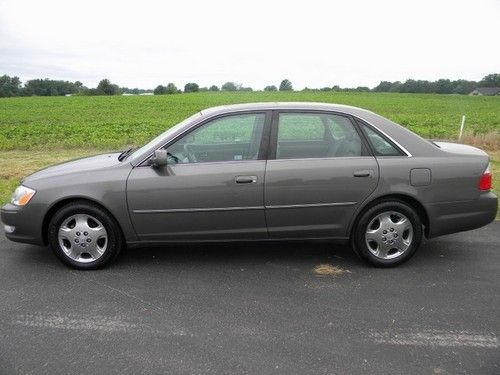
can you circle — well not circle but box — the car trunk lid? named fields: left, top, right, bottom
left=432, top=141, right=489, bottom=157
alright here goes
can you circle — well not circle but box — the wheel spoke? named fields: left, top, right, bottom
left=74, top=214, right=88, bottom=229
left=394, top=218, right=411, bottom=232
left=84, top=243, right=101, bottom=260
left=365, top=229, right=380, bottom=242
left=69, top=246, right=84, bottom=260
left=378, top=213, right=393, bottom=229
left=90, top=225, right=106, bottom=239
left=398, top=238, right=410, bottom=252
left=398, top=238, right=411, bottom=251
left=58, top=226, right=73, bottom=240
left=376, top=241, right=390, bottom=258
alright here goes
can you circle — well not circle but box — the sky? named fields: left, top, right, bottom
left=0, top=0, right=499, bottom=90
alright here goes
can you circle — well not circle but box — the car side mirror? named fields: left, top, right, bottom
left=150, top=149, right=168, bottom=167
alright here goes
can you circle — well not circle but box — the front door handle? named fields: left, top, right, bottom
left=235, top=175, right=257, bottom=184
left=353, top=170, right=373, bottom=177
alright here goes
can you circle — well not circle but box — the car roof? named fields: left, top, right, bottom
left=199, top=102, right=372, bottom=117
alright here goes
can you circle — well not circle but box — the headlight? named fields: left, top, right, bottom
left=11, top=185, right=36, bottom=206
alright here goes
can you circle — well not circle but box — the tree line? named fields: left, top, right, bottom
left=0, top=77, right=150, bottom=97
left=1, top=74, right=499, bottom=98
left=372, top=74, right=500, bottom=94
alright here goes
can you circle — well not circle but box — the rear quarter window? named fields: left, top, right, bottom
left=361, top=123, right=404, bottom=156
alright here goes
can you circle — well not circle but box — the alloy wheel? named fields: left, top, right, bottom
left=364, top=211, right=413, bottom=260
left=57, top=214, right=108, bottom=263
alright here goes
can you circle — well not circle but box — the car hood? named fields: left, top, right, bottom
left=23, top=152, right=123, bottom=183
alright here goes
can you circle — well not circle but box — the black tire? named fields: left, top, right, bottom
left=47, top=201, right=124, bottom=269
left=351, top=200, right=423, bottom=267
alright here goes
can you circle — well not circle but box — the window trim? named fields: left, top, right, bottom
left=138, top=110, right=273, bottom=167
left=268, top=110, right=372, bottom=160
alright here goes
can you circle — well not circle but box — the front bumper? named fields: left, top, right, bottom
left=1, top=203, right=45, bottom=246
left=426, top=192, right=498, bottom=238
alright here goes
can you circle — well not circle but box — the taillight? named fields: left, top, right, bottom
left=478, top=163, right=492, bottom=191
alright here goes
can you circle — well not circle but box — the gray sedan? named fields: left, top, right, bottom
left=1, top=103, right=497, bottom=269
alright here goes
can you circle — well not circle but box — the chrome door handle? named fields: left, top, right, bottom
left=235, top=175, right=257, bottom=184
left=353, top=170, right=373, bottom=177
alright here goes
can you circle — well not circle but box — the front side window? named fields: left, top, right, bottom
left=166, top=113, right=265, bottom=164
left=276, top=113, right=363, bottom=159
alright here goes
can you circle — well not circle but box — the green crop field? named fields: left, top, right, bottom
left=0, top=92, right=499, bottom=217
left=0, top=92, right=499, bottom=151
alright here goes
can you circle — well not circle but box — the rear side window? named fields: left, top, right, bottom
left=361, top=123, right=404, bottom=156
left=278, top=114, right=325, bottom=140
left=276, top=113, right=364, bottom=159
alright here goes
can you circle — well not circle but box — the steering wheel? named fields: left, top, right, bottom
left=183, top=144, right=197, bottom=163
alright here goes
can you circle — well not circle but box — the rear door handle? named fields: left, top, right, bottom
left=235, top=175, right=257, bottom=184
left=353, top=170, right=373, bottom=177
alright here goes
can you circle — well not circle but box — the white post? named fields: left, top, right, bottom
left=458, top=115, right=466, bottom=141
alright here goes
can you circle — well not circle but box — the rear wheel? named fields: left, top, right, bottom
left=352, top=200, right=423, bottom=267
left=48, top=202, right=123, bottom=269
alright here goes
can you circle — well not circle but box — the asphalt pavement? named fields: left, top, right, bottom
left=0, top=223, right=499, bottom=374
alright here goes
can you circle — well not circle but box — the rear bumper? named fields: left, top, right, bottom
left=426, top=192, right=498, bottom=238
left=1, top=203, right=45, bottom=246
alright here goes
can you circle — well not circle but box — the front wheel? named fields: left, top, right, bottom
left=352, top=200, right=423, bottom=267
left=48, top=202, right=124, bottom=269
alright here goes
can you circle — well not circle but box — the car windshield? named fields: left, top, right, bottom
left=124, top=112, right=202, bottom=162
